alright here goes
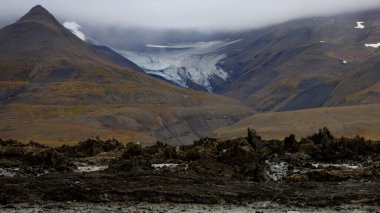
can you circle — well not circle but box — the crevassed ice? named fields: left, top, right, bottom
left=117, top=40, right=241, bottom=92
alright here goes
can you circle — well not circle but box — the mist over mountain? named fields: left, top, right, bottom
left=2, top=0, right=380, bottom=31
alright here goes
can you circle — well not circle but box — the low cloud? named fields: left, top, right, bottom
left=1, top=0, right=380, bottom=31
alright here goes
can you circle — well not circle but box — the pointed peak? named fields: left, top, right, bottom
left=17, top=5, right=58, bottom=24
left=30, top=5, right=47, bottom=12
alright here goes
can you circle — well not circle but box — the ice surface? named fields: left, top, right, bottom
left=117, top=40, right=241, bottom=92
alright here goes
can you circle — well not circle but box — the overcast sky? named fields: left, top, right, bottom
left=1, top=0, right=380, bottom=31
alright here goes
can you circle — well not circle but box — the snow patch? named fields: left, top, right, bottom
left=354, top=22, right=365, bottom=29
left=365, top=42, right=380, bottom=48
left=63, top=21, right=86, bottom=41
left=319, top=40, right=325, bottom=43
left=265, top=161, right=288, bottom=181
left=342, top=60, right=348, bottom=64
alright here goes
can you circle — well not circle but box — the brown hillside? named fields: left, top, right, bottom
left=214, top=104, right=380, bottom=140
left=217, top=9, right=380, bottom=112
left=0, top=5, right=253, bottom=145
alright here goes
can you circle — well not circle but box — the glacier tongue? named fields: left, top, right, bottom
left=116, top=40, right=241, bottom=92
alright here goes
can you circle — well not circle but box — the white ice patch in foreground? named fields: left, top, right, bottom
left=0, top=168, right=21, bottom=177
left=77, top=165, right=108, bottom=173
left=265, top=161, right=288, bottom=181
left=343, top=60, right=348, bottom=64
left=311, top=163, right=360, bottom=169
left=63, top=21, right=86, bottom=41
left=355, top=22, right=365, bottom=29
left=152, top=163, right=179, bottom=170
left=365, top=42, right=380, bottom=48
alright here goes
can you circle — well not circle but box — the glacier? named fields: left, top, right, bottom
left=63, top=20, right=240, bottom=92
left=116, top=40, right=241, bottom=92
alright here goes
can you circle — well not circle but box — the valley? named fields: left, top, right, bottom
left=1, top=3, right=380, bottom=212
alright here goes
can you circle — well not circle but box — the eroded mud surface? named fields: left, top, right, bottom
left=0, top=128, right=379, bottom=210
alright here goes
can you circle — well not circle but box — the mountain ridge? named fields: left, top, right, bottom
left=216, top=8, right=380, bottom=111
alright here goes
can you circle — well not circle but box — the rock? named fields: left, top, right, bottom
left=247, top=128, right=261, bottom=149
left=61, top=137, right=124, bottom=157
left=284, top=134, right=298, bottom=153
left=290, top=152, right=312, bottom=165
left=303, top=167, right=374, bottom=182
left=143, top=141, right=177, bottom=162
left=287, top=174, right=309, bottom=182
left=298, top=139, right=319, bottom=155
left=23, top=148, right=76, bottom=171
left=122, top=142, right=142, bottom=159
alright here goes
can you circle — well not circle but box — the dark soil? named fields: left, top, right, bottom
left=0, top=128, right=379, bottom=207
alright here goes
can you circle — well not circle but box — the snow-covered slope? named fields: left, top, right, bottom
left=63, top=21, right=86, bottom=41
left=117, top=40, right=241, bottom=92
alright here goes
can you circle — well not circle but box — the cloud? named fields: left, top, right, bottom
left=1, top=0, right=380, bottom=31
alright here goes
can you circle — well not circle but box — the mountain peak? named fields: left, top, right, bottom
left=17, top=5, right=59, bottom=24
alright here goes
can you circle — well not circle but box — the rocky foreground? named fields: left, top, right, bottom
left=0, top=128, right=380, bottom=211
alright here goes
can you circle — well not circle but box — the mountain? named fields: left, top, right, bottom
left=120, top=9, right=380, bottom=112
left=61, top=20, right=144, bottom=72
left=0, top=5, right=253, bottom=145
left=216, top=9, right=380, bottom=112
left=91, top=44, right=145, bottom=72
left=213, top=103, right=380, bottom=140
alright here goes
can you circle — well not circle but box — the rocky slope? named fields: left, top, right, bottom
left=0, top=5, right=253, bottom=145
left=117, top=8, right=380, bottom=113
left=0, top=129, right=379, bottom=208
left=217, top=8, right=380, bottom=112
